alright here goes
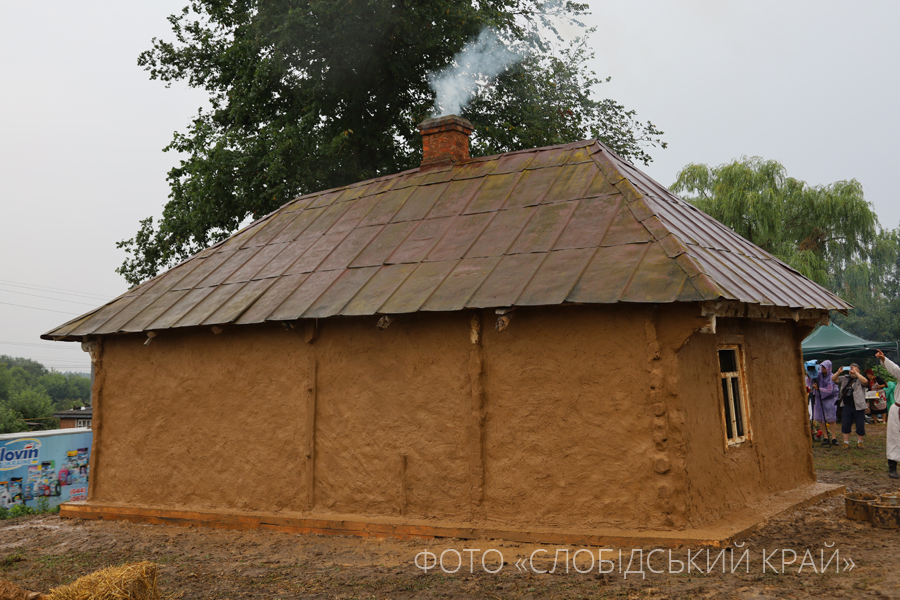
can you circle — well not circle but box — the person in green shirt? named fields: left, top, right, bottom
left=886, top=380, right=897, bottom=412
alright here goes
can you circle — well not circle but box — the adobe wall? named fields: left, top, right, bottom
left=86, top=304, right=814, bottom=532
left=677, top=318, right=816, bottom=526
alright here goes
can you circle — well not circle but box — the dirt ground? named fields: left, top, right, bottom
left=1, top=427, right=898, bottom=600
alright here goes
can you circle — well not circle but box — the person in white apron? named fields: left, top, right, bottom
left=875, top=350, right=900, bottom=479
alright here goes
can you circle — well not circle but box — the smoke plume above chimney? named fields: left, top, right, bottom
left=428, top=28, right=526, bottom=118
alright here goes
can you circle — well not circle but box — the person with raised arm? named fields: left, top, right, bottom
left=832, top=363, right=869, bottom=449
left=875, top=350, right=900, bottom=479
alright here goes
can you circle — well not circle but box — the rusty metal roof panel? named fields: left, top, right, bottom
left=341, top=263, right=417, bottom=316
left=554, top=195, right=622, bottom=250
left=317, top=225, right=383, bottom=271
left=502, top=167, right=560, bottom=209
left=421, top=257, right=500, bottom=312
left=253, top=237, right=318, bottom=279
left=223, top=243, right=289, bottom=284
left=492, top=151, right=535, bottom=174
left=386, top=216, right=454, bottom=265
left=619, top=243, right=691, bottom=304
left=267, top=270, right=343, bottom=321
left=380, top=260, right=457, bottom=314
left=357, top=188, right=414, bottom=227
left=234, top=274, right=309, bottom=324
left=44, top=138, right=851, bottom=340
left=465, top=207, right=535, bottom=258
left=93, top=292, right=164, bottom=334
left=349, top=222, right=415, bottom=268
left=240, top=210, right=306, bottom=248
left=118, top=289, right=190, bottom=333
left=60, top=295, right=139, bottom=338
left=567, top=244, right=647, bottom=304
left=148, top=286, right=218, bottom=330
left=303, top=266, right=380, bottom=318
left=507, top=202, right=578, bottom=255
left=543, top=162, right=597, bottom=204
left=464, top=172, right=522, bottom=214
left=170, top=251, right=236, bottom=291
left=193, top=246, right=263, bottom=289
left=204, top=278, right=279, bottom=324
left=173, top=283, right=244, bottom=328
left=425, top=213, right=493, bottom=262
left=267, top=208, right=329, bottom=245
left=391, top=183, right=448, bottom=222
left=283, top=230, right=352, bottom=275
left=467, top=253, right=545, bottom=307
left=599, top=202, right=654, bottom=247
left=516, top=248, right=595, bottom=306
left=427, top=178, right=484, bottom=219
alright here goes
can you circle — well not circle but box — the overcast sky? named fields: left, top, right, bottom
left=2, top=1, right=898, bottom=373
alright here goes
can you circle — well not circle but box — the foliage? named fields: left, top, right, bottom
left=874, top=364, right=897, bottom=384
left=671, top=157, right=890, bottom=292
left=116, top=0, right=666, bottom=286
left=0, top=405, right=27, bottom=435
left=35, top=496, right=50, bottom=514
left=0, top=356, right=90, bottom=434
left=0, top=499, right=58, bottom=522
left=465, top=39, right=665, bottom=164
left=7, top=504, right=34, bottom=519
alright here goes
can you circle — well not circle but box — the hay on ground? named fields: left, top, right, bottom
left=48, top=562, right=158, bottom=600
left=0, top=579, right=46, bottom=600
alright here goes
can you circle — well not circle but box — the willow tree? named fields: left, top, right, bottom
left=671, top=157, right=889, bottom=297
left=116, top=0, right=666, bottom=286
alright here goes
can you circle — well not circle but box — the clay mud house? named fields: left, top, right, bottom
left=45, top=116, right=848, bottom=545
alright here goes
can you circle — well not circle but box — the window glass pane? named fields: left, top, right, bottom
left=721, top=378, right=733, bottom=438
left=719, top=349, right=737, bottom=372
left=731, top=378, right=744, bottom=437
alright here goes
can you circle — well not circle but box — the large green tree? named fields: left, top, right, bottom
left=117, top=0, right=666, bottom=286
left=671, top=157, right=889, bottom=293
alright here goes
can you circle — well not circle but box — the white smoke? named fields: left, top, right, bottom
left=428, top=28, right=527, bottom=117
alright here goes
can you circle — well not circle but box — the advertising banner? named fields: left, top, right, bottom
left=0, top=428, right=92, bottom=509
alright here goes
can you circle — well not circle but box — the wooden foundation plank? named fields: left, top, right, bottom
left=58, top=483, right=844, bottom=548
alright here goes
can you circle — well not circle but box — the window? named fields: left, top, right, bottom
left=718, top=346, right=750, bottom=445
left=76, top=419, right=91, bottom=428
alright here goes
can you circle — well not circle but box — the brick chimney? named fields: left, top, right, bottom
left=418, top=115, right=474, bottom=167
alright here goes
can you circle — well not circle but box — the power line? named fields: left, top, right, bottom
left=0, top=286, right=100, bottom=307
left=0, top=342, right=82, bottom=351
left=15, top=356, right=88, bottom=362
left=0, top=340, right=82, bottom=350
left=0, top=279, right=116, bottom=301
left=0, top=301, right=80, bottom=316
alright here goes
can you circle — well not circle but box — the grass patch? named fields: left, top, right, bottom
left=811, top=424, right=887, bottom=472
left=0, top=548, right=25, bottom=568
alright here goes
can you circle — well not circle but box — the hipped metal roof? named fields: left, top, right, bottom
left=44, top=139, right=850, bottom=341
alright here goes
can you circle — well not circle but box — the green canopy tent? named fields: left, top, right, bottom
left=802, top=323, right=898, bottom=363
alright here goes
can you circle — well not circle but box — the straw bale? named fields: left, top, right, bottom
left=47, top=562, right=159, bottom=600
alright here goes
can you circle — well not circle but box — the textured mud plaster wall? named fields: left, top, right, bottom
left=91, top=325, right=313, bottom=512
left=479, top=304, right=702, bottom=531
left=91, top=307, right=675, bottom=528
left=313, top=312, right=472, bottom=521
left=679, top=318, right=815, bottom=526
left=91, top=315, right=474, bottom=517
left=88, top=304, right=805, bottom=531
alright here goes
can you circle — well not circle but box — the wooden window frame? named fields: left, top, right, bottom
left=718, top=344, right=751, bottom=447
left=76, top=419, right=91, bottom=428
